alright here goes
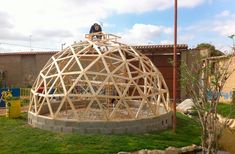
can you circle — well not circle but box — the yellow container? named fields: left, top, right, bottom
left=6, top=100, right=21, bottom=118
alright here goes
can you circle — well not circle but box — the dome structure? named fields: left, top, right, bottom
left=28, top=33, right=170, bottom=122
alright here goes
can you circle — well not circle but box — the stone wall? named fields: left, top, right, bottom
left=28, top=111, right=173, bottom=134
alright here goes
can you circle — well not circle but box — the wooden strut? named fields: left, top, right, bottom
left=29, top=33, right=171, bottom=121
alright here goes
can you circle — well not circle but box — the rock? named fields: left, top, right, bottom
left=217, top=114, right=235, bottom=129
left=117, top=152, right=131, bottom=154
left=132, top=149, right=166, bottom=154
left=180, top=145, right=194, bottom=153
left=176, top=99, right=194, bottom=114
left=179, top=144, right=202, bottom=153
left=118, top=145, right=202, bottom=154
left=133, top=149, right=147, bottom=154
left=165, top=147, right=180, bottom=154
left=147, top=150, right=166, bottom=154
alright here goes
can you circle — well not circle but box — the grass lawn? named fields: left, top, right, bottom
left=217, top=103, right=235, bottom=119
left=0, top=113, right=201, bottom=154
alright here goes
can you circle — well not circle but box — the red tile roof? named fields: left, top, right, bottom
left=0, top=51, right=59, bottom=56
left=0, top=44, right=188, bottom=55
left=132, top=44, right=188, bottom=49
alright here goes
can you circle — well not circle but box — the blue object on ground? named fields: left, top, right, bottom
left=0, top=88, right=20, bottom=107
left=0, top=100, right=5, bottom=107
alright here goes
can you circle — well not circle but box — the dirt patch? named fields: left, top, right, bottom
left=0, top=106, right=28, bottom=116
left=219, top=129, right=235, bottom=153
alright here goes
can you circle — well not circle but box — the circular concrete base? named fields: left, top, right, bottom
left=28, top=111, right=173, bottom=134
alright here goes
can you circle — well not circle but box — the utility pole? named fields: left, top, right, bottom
left=228, top=34, right=235, bottom=51
left=173, top=0, right=178, bottom=133
left=61, top=43, right=66, bottom=51
left=29, top=35, right=32, bottom=51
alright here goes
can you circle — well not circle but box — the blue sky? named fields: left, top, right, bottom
left=0, top=0, right=234, bottom=52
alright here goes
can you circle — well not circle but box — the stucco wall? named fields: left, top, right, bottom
left=0, top=55, right=21, bottom=86
left=220, top=56, right=235, bottom=103
left=0, top=53, right=55, bottom=87
left=21, top=55, right=37, bottom=86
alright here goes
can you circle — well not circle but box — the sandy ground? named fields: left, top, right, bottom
left=0, top=106, right=28, bottom=116
left=219, top=129, right=235, bottom=154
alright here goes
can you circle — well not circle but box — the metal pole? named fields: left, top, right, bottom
left=61, top=43, right=66, bottom=51
left=173, top=0, right=177, bottom=133
left=232, top=35, right=234, bottom=50
left=229, top=35, right=235, bottom=51
left=29, top=35, right=32, bottom=51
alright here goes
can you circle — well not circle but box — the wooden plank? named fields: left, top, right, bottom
left=52, top=56, right=67, bottom=94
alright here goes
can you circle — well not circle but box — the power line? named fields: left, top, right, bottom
left=0, top=42, right=59, bottom=50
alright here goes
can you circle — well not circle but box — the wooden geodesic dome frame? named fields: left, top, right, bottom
left=28, top=33, right=170, bottom=121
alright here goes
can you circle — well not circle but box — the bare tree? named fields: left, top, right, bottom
left=180, top=54, right=234, bottom=154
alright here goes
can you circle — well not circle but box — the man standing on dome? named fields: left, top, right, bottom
left=89, top=22, right=102, bottom=40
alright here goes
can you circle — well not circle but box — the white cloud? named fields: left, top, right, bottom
left=69, top=0, right=208, bottom=14
left=0, top=0, right=210, bottom=32
left=0, top=29, right=28, bottom=41
left=105, top=0, right=173, bottom=13
left=120, top=24, right=172, bottom=44
left=33, top=29, right=74, bottom=40
left=0, top=11, right=13, bottom=29
left=179, top=0, right=205, bottom=8
left=176, top=9, right=235, bottom=51
left=217, top=10, right=230, bottom=17
left=160, top=40, right=172, bottom=44
left=213, top=13, right=235, bottom=36
left=213, top=21, right=235, bottom=36
left=102, top=23, right=115, bottom=28
left=0, top=0, right=213, bottom=51
left=178, top=34, right=195, bottom=43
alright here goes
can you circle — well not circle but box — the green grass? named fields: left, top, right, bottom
left=217, top=103, right=235, bottom=119
left=0, top=113, right=201, bottom=154
left=20, top=99, right=30, bottom=107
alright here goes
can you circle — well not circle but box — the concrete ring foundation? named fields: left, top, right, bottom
left=28, top=111, right=173, bottom=134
